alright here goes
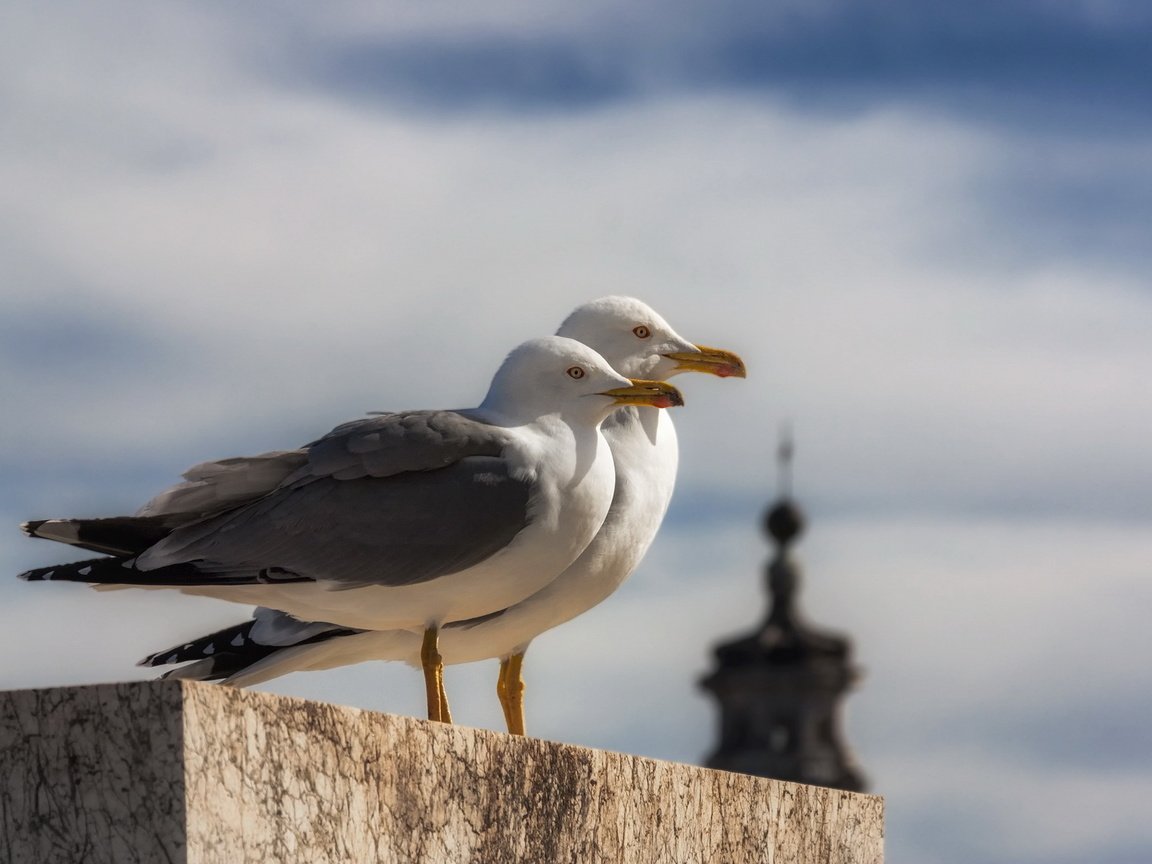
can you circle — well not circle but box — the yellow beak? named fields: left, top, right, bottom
left=662, top=345, right=747, bottom=378
left=599, top=379, right=685, bottom=409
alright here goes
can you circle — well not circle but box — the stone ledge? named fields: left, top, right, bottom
left=0, top=681, right=883, bottom=863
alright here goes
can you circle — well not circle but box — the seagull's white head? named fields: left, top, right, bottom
left=480, top=336, right=684, bottom=425
left=556, top=296, right=746, bottom=381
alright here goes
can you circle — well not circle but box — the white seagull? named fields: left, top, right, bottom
left=141, top=297, right=745, bottom=733
left=19, top=334, right=684, bottom=722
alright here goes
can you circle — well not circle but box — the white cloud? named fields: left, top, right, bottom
left=6, top=83, right=1150, bottom=514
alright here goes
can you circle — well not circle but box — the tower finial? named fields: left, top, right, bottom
left=765, top=423, right=803, bottom=546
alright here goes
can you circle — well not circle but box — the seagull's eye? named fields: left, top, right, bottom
left=566, top=366, right=586, bottom=379
left=633, top=325, right=651, bottom=339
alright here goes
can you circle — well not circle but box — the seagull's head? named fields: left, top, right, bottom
left=481, top=336, right=684, bottom=425
left=556, top=296, right=746, bottom=382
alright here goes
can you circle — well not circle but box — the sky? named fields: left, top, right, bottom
left=2, top=2, right=1151, bottom=861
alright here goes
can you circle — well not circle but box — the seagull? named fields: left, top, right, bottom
left=141, top=297, right=744, bottom=733
left=19, top=334, right=685, bottom=722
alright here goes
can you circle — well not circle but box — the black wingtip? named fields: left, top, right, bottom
left=20, top=520, right=45, bottom=538
left=19, top=565, right=56, bottom=582
left=137, top=650, right=169, bottom=668
left=138, top=649, right=190, bottom=669
left=140, top=620, right=257, bottom=669
left=17, top=556, right=128, bottom=584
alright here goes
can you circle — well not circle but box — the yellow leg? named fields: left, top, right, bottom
left=497, top=658, right=513, bottom=730
left=496, top=652, right=527, bottom=736
left=438, top=663, right=453, bottom=725
left=421, top=627, right=452, bottom=724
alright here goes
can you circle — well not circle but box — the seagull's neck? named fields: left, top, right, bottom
left=477, top=392, right=614, bottom=432
left=604, top=404, right=667, bottom=445
left=473, top=389, right=537, bottom=427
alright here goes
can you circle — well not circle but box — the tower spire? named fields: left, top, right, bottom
left=777, top=422, right=794, bottom=499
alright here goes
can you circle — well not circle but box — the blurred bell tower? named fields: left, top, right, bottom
left=699, top=432, right=866, bottom=791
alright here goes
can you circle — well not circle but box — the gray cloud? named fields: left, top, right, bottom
left=293, top=0, right=1152, bottom=127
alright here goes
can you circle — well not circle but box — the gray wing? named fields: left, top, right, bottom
left=301, top=410, right=507, bottom=480
left=136, top=450, right=309, bottom=518
left=134, top=408, right=486, bottom=519
left=135, top=411, right=533, bottom=588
